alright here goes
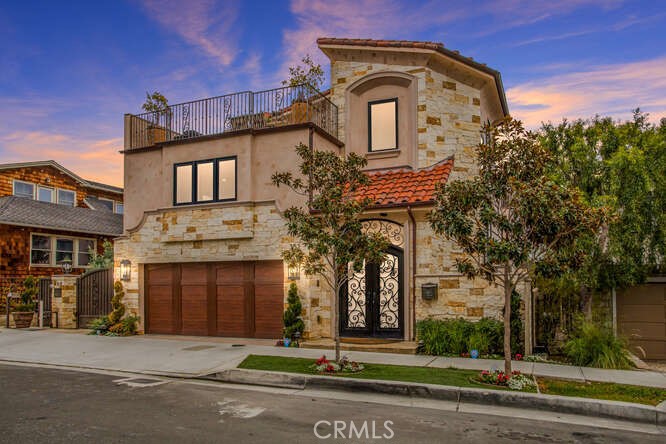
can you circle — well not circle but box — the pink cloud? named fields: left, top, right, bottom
left=507, top=56, right=666, bottom=127
left=1, top=131, right=124, bottom=187
left=136, top=0, right=239, bottom=68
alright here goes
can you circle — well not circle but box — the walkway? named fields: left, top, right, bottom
left=1, top=328, right=665, bottom=388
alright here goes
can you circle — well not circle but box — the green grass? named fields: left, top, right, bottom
left=539, top=378, right=666, bottom=406
left=237, top=354, right=523, bottom=391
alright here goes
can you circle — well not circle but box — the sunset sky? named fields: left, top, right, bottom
left=1, top=0, right=664, bottom=187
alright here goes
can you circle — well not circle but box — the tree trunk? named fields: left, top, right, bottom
left=503, top=265, right=512, bottom=375
left=333, top=269, right=341, bottom=363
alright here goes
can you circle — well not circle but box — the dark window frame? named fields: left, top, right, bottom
left=173, top=156, right=237, bottom=206
left=368, top=97, right=399, bottom=152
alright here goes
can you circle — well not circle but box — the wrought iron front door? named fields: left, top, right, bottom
left=341, top=247, right=403, bottom=338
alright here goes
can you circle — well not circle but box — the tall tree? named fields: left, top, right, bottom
left=540, top=110, right=666, bottom=291
left=272, top=143, right=388, bottom=361
left=429, top=117, right=604, bottom=373
left=282, top=54, right=325, bottom=92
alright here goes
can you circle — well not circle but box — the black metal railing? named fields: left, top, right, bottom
left=124, top=84, right=338, bottom=150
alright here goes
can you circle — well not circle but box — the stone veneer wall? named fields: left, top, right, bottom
left=329, top=60, right=482, bottom=175
left=114, top=202, right=331, bottom=338
left=413, top=216, right=504, bottom=322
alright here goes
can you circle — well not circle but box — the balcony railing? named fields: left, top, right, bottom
left=124, top=84, right=338, bottom=150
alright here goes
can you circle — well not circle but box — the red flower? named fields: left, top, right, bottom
left=315, top=355, right=328, bottom=366
left=515, top=353, right=523, bottom=361
left=326, top=364, right=335, bottom=372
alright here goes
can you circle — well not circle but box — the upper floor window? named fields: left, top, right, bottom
left=115, top=203, right=124, bottom=214
left=13, top=180, right=34, bottom=199
left=97, top=198, right=114, bottom=212
left=174, top=156, right=237, bottom=206
left=38, top=186, right=54, bottom=203
left=57, top=189, right=76, bottom=207
left=368, top=98, right=398, bottom=151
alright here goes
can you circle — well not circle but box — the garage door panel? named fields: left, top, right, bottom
left=216, top=262, right=251, bottom=283
left=254, top=260, right=284, bottom=339
left=617, top=305, right=665, bottom=323
left=616, top=283, right=666, bottom=360
left=626, top=340, right=666, bottom=360
left=254, top=260, right=283, bottom=283
left=146, top=264, right=176, bottom=335
left=618, top=285, right=666, bottom=305
left=619, top=322, right=666, bottom=340
left=217, top=285, right=250, bottom=336
left=181, top=285, right=208, bottom=335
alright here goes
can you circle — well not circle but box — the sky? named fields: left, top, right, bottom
left=1, top=0, right=665, bottom=187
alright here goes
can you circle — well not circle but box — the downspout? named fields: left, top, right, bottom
left=407, top=206, right=417, bottom=341
left=308, top=126, right=314, bottom=206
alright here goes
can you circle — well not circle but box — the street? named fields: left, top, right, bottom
left=0, top=363, right=662, bottom=443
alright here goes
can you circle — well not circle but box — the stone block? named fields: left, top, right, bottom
left=439, top=278, right=460, bottom=289
left=443, top=81, right=456, bottom=90
left=467, top=307, right=484, bottom=317
left=426, top=116, right=442, bottom=126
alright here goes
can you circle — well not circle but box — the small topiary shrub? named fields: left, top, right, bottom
left=14, top=275, right=38, bottom=312
left=90, top=281, right=139, bottom=337
left=283, top=282, right=304, bottom=341
left=108, top=281, right=126, bottom=325
left=564, top=319, right=633, bottom=369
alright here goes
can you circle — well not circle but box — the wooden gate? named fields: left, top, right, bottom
left=38, top=277, right=52, bottom=327
left=76, top=268, right=113, bottom=328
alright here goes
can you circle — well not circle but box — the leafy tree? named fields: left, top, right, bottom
left=141, top=91, right=170, bottom=125
left=429, top=117, right=604, bottom=373
left=283, top=282, right=305, bottom=340
left=282, top=54, right=325, bottom=92
left=272, top=143, right=389, bottom=361
left=540, top=110, right=666, bottom=291
left=88, top=240, right=114, bottom=269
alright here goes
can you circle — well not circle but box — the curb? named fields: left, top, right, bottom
left=203, top=368, right=664, bottom=427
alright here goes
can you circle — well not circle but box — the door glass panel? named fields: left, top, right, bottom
left=378, top=253, right=400, bottom=329
left=346, top=262, right=366, bottom=328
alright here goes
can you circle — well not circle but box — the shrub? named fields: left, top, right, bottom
left=283, top=282, right=304, bottom=340
left=13, top=276, right=38, bottom=312
left=108, top=315, right=140, bottom=336
left=564, top=319, right=633, bottom=369
left=88, top=316, right=111, bottom=335
left=417, top=317, right=504, bottom=356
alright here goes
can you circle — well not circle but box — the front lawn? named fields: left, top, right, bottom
left=538, top=378, right=666, bottom=406
left=238, top=354, right=526, bottom=391
left=238, top=355, right=666, bottom=405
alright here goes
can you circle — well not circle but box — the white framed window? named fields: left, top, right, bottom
left=38, top=186, right=55, bottom=203
left=115, top=202, right=124, bottom=214
left=29, top=233, right=96, bottom=267
left=368, top=98, right=398, bottom=151
left=57, top=189, right=76, bottom=207
left=13, top=180, right=35, bottom=199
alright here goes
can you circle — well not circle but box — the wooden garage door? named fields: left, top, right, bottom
left=617, top=283, right=666, bottom=360
left=146, top=261, right=283, bottom=338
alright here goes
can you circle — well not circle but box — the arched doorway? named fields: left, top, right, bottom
left=340, top=220, right=404, bottom=338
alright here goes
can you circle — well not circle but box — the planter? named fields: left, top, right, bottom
left=148, top=126, right=167, bottom=144
left=291, top=102, right=308, bottom=124
left=12, top=311, right=34, bottom=328
left=283, top=337, right=292, bottom=347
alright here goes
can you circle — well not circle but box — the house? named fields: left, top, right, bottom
left=114, top=38, right=511, bottom=343
left=0, top=160, right=124, bottom=281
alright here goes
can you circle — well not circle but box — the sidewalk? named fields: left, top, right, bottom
left=1, top=328, right=666, bottom=388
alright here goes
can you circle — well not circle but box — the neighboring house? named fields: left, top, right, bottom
left=115, top=38, right=510, bottom=342
left=0, top=160, right=123, bottom=280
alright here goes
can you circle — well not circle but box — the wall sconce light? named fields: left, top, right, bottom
left=421, top=282, right=438, bottom=301
left=120, top=259, right=132, bottom=281
left=287, top=262, right=301, bottom=281
left=59, top=258, right=73, bottom=274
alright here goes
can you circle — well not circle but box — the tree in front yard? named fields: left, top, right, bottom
left=283, top=282, right=305, bottom=341
left=429, top=117, right=605, bottom=374
left=272, top=143, right=389, bottom=362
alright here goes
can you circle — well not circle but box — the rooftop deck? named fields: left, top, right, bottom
left=123, top=84, right=338, bottom=151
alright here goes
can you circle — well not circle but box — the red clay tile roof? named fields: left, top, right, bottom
left=317, top=37, right=508, bottom=116
left=357, top=157, right=454, bottom=208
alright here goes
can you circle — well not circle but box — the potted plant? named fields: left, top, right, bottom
left=12, top=276, right=38, bottom=328
left=282, top=55, right=324, bottom=125
left=141, top=91, right=171, bottom=144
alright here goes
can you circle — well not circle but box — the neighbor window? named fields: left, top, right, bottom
left=174, top=157, right=237, bottom=205
left=38, top=186, right=54, bottom=203
left=57, top=189, right=76, bottom=207
left=30, top=234, right=95, bottom=267
left=97, top=198, right=114, bottom=211
left=13, top=180, right=34, bottom=199
left=115, top=203, right=124, bottom=214
left=368, top=98, right=398, bottom=151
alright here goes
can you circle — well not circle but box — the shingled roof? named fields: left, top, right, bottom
left=0, top=196, right=123, bottom=236
left=317, top=37, right=508, bottom=116
left=357, top=157, right=454, bottom=208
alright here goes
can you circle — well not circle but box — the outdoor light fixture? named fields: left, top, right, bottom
left=288, top=262, right=301, bottom=281
left=60, top=258, right=73, bottom=274
left=120, top=259, right=131, bottom=281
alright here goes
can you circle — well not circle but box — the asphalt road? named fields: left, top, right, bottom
left=0, top=363, right=662, bottom=443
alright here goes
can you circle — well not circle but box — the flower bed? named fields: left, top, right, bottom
left=478, top=369, right=536, bottom=391
left=310, top=355, right=365, bottom=374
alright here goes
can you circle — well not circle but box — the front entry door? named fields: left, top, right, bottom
left=341, top=247, right=403, bottom=338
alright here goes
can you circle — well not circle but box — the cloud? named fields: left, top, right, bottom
left=0, top=131, right=124, bottom=187
left=136, top=0, right=239, bottom=68
left=507, top=56, right=666, bottom=128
